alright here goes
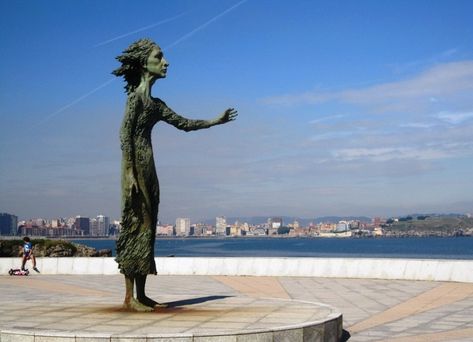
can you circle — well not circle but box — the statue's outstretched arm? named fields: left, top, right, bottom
left=160, top=102, right=237, bottom=132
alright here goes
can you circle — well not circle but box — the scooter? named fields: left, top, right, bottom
left=9, top=268, right=29, bottom=276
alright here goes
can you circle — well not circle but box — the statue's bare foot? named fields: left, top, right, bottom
left=123, top=298, right=154, bottom=312
left=138, top=295, right=168, bottom=308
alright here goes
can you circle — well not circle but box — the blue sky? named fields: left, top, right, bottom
left=1, top=0, right=473, bottom=223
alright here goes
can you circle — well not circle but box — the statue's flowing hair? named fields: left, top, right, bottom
left=112, top=38, right=158, bottom=94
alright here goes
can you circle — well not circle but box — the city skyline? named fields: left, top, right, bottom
left=5, top=211, right=471, bottom=239
left=1, top=1, right=473, bottom=223
left=4, top=211, right=470, bottom=228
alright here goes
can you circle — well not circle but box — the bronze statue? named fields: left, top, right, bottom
left=112, top=38, right=237, bottom=311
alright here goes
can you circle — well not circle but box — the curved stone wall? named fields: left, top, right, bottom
left=1, top=257, right=472, bottom=282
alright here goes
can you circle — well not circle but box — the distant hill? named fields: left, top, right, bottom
left=384, top=215, right=473, bottom=233
left=199, top=215, right=372, bottom=226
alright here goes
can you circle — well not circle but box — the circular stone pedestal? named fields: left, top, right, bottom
left=1, top=296, right=342, bottom=341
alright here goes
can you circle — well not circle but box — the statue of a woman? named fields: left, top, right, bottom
left=112, top=38, right=237, bottom=311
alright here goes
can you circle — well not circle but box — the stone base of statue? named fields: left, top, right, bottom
left=0, top=294, right=342, bottom=342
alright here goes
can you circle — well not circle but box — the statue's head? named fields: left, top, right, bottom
left=112, top=38, right=169, bottom=94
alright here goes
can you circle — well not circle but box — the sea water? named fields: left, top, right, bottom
left=72, top=236, right=473, bottom=259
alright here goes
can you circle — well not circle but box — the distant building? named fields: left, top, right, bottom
left=66, top=217, right=77, bottom=228
left=319, top=223, right=336, bottom=233
left=157, top=224, right=174, bottom=236
left=373, top=227, right=384, bottom=236
left=90, top=218, right=98, bottom=235
left=216, top=216, right=227, bottom=235
left=175, top=218, right=190, bottom=236
left=335, top=221, right=350, bottom=233
left=96, top=215, right=110, bottom=236
left=373, top=217, right=382, bottom=226
left=89, top=216, right=109, bottom=236
left=293, top=227, right=308, bottom=236
left=192, top=223, right=209, bottom=236
left=230, top=226, right=242, bottom=236
left=205, top=226, right=215, bottom=236
left=34, top=218, right=46, bottom=227
left=0, top=213, right=18, bottom=236
left=74, top=216, right=90, bottom=235
left=268, top=217, right=283, bottom=229
left=251, top=227, right=267, bottom=236
left=51, top=219, right=62, bottom=228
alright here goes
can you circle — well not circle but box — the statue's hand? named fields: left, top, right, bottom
left=216, top=108, right=238, bottom=125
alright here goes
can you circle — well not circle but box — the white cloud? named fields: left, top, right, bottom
left=263, top=60, right=473, bottom=110
left=436, top=111, right=473, bottom=124
left=309, top=131, right=356, bottom=141
left=331, top=147, right=451, bottom=162
left=309, top=114, right=345, bottom=124
left=399, top=122, right=437, bottom=129
left=261, top=59, right=473, bottom=170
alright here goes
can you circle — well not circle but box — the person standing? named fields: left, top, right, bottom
left=21, top=237, right=40, bottom=273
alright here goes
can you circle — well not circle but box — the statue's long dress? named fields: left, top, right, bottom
left=116, top=92, right=212, bottom=276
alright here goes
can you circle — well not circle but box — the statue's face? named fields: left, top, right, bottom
left=145, top=46, right=168, bottom=79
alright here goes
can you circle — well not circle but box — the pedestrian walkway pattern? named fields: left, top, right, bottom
left=212, top=276, right=473, bottom=341
left=0, top=275, right=341, bottom=341
left=0, top=275, right=472, bottom=341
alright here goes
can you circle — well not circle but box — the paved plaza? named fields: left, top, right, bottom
left=0, top=274, right=472, bottom=341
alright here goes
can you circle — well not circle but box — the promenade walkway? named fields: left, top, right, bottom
left=0, top=274, right=472, bottom=341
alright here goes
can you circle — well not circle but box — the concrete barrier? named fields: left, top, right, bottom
left=1, top=257, right=472, bottom=282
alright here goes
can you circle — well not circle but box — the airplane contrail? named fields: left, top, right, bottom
left=164, top=0, right=248, bottom=51
left=30, top=0, right=248, bottom=130
left=31, top=78, right=116, bottom=129
left=94, top=11, right=188, bottom=48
